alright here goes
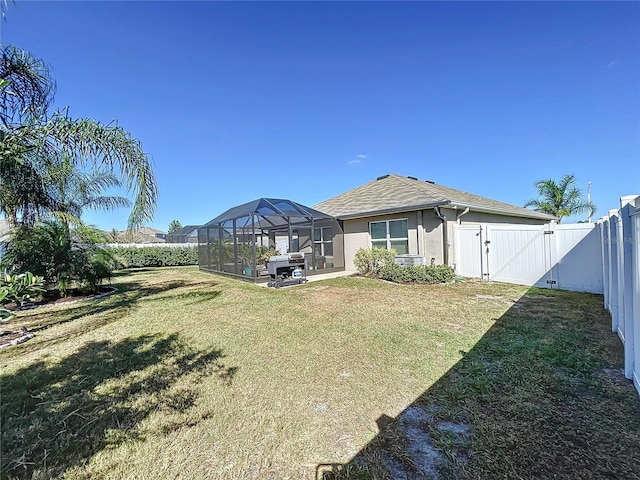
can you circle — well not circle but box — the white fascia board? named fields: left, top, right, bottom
left=449, top=202, right=558, bottom=221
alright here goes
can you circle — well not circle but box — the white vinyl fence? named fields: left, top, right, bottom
left=103, top=243, right=199, bottom=248
left=599, top=195, right=640, bottom=396
left=454, top=222, right=603, bottom=294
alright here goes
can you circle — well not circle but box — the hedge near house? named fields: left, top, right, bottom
left=379, top=263, right=455, bottom=284
left=109, top=246, right=198, bottom=268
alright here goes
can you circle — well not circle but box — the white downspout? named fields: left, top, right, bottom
left=456, top=207, right=470, bottom=224
left=434, top=207, right=449, bottom=265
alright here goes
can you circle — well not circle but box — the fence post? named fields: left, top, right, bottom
left=609, top=211, right=620, bottom=333
left=631, top=200, right=640, bottom=395
left=598, top=219, right=609, bottom=309
left=620, top=196, right=638, bottom=379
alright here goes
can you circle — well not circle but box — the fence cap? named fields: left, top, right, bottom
left=620, top=195, right=640, bottom=208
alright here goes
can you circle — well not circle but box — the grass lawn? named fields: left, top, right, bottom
left=1, top=267, right=639, bottom=479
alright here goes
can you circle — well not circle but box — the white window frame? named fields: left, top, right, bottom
left=369, top=218, right=408, bottom=251
left=313, top=226, right=333, bottom=257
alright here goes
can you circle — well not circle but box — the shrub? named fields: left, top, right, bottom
left=1, top=222, right=116, bottom=296
left=353, top=247, right=397, bottom=275
left=0, top=272, right=46, bottom=308
left=108, top=246, right=198, bottom=268
left=379, top=263, right=455, bottom=284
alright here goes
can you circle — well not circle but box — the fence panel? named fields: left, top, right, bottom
left=632, top=205, right=640, bottom=394
left=104, top=243, right=199, bottom=248
left=553, top=224, right=603, bottom=294
left=599, top=195, right=640, bottom=397
left=454, top=225, right=484, bottom=278
left=485, top=224, right=552, bottom=288
left=455, top=222, right=602, bottom=293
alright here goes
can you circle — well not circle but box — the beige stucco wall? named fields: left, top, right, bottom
left=343, top=212, right=419, bottom=271
left=421, top=210, right=445, bottom=264
left=341, top=207, right=552, bottom=271
left=343, top=211, right=449, bottom=271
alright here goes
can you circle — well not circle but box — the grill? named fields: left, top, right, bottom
left=267, top=252, right=308, bottom=288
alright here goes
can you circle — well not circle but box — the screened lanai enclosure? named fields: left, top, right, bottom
left=198, top=198, right=344, bottom=282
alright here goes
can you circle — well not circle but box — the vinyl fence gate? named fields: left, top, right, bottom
left=454, top=222, right=603, bottom=294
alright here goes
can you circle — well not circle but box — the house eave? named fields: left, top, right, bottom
left=449, top=202, right=558, bottom=221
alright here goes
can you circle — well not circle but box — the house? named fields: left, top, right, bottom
left=105, top=227, right=167, bottom=244
left=166, top=225, right=199, bottom=244
left=313, top=174, right=556, bottom=271
left=196, top=175, right=555, bottom=281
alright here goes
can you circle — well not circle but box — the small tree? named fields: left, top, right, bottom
left=168, top=220, right=182, bottom=234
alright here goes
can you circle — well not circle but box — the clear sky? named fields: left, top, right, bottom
left=2, top=1, right=639, bottom=230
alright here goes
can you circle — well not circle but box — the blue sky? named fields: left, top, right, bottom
left=2, top=1, right=639, bottom=230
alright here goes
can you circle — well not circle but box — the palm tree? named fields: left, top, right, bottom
left=0, top=45, right=157, bottom=229
left=525, top=174, right=594, bottom=223
left=0, top=152, right=52, bottom=225
left=44, top=155, right=131, bottom=231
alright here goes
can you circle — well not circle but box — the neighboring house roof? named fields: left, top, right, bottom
left=104, top=226, right=167, bottom=244
left=167, top=225, right=199, bottom=238
left=136, top=227, right=167, bottom=236
left=314, top=174, right=557, bottom=221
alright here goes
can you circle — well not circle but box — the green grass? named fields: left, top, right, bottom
left=1, top=267, right=639, bottom=479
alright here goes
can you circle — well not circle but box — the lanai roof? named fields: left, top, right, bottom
left=314, top=174, right=557, bottom=221
left=202, top=198, right=334, bottom=229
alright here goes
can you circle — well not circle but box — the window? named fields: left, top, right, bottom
left=370, top=219, right=408, bottom=254
left=313, top=227, right=333, bottom=258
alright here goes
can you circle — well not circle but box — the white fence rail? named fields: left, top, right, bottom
left=103, top=243, right=199, bottom=248
left=598, top=195, right=640, bottom=396
left=454, top=222, right=603, bottom=294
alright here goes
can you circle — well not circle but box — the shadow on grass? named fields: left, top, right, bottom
left=11, top=279, right=222, bottom=353
left=1, top=333, right=236, bottom=479
left=318, top=288, right=640, bottom=480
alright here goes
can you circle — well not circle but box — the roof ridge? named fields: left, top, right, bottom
left=391, top=175, right=444, bottom=201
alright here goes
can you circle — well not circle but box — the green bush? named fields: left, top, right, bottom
left=379, top=263, right=455, bottom=284
left=109, top=246, right=198, bottom=268
left=1, top=222, right=117, bottom=296
left=353, top=247, right=397, bottom=275
left=0, top=272, right=46, bottom=308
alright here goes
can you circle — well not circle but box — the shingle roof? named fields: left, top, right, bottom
left=168, top=225, right=199, bottom=236
left=313, top=174, right=556, bottom=221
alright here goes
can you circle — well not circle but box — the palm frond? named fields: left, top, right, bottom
left=0, top=44, right=55, bottom=125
